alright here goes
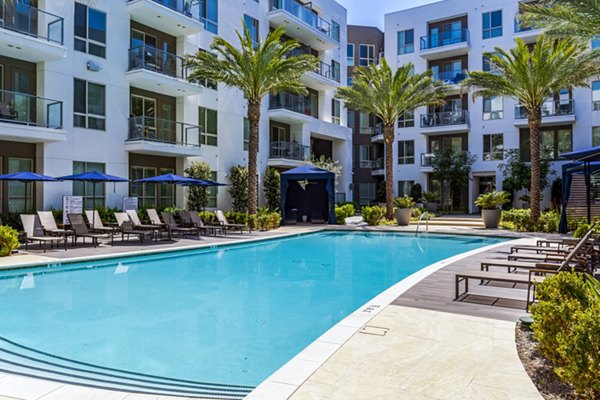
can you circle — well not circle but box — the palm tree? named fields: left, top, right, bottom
left=464, top=35, right=600, bottom=222
left=185, top=23, right=317, bottom=215
left=336, top=59, right=446, bottom=220
left=521, top=0, right=600, bottom=41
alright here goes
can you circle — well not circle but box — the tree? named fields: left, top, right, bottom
left=431, top=149, right=476, bottom=213
left=463, top=35, right=600, bottom=222
left=308, top=155, right=342, bottom=186
left=263, top=167, right=280, bottom=211
left=184, top=161, right=212, bottom=210
left=227, top=166, right=248, bottom=213
left=185, top=22, right=317, bottom=216
left=521, top=0, right=600, bottom=41
left=336, top=60, right=446, bottom=219
left=499, top=148, right=554, bottom=206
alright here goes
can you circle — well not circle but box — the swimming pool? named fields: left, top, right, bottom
left=0, top=231, right=505, bottom=398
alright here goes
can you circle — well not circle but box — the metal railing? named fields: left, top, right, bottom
left=0, top=89, right=62, bottom=128
left=420, top=110, right=469, bottom=128
left=127, top=116, right=200, bottom=147
left=420, top=28, right=470, bottom=50
left=269, top=0, right=339, bottom=42
left=373, top=158, right=384, bottom=170
left=432, top=69, right=468, bottom=85
left=514, top=99, right=574, bottom=119
left=314, top=60, right=340, bottom=82
left=514, top=18, right=538, bottom=33
left=269, top=141, right=310, bottom=161
left=128, top=44, right=190, bottom=80
left=269, top=93, right=317, bottom=118
left=421, top=153, right=435, bottom=167
left=0, top=2, right=64, bottom=44
left=127, top=0, right=204, bottom=24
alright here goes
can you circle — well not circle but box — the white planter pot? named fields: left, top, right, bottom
left=395, top=208, right=412, bottom=226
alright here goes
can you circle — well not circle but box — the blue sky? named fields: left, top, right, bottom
left=336, top=0, right=440, bottom=29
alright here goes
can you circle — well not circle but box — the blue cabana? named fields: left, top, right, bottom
left=280, top=165, right=335, bottom=224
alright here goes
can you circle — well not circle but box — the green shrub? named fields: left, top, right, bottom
left=500, top=209, right=560, bottom=233
left=411, top=207, right=422, bottom=219
left=0, top=226, right=19, bottom=257
left=394, top=195, right=414, bottom=209
left=185, top=161, right=212, bottom=210
left=198, top=211, right=216, bottom=223
left=248, top=214, right=258, bottom=230
left=337, top=201, right=360, bottom=212
left=335, top=204, right=355, bottom=224
left=263, top=167, right=281, bottom=211
left=474, top=191, right=510, bottom=210
left=224, top=211, right=248, bottom=225
left=361, top=206, right=384, bottom=226
left=422, top=191, right=439, bottom=203
left=538, top=210, right=560, bottom=233
left=94, top=206, right=118, bottom=223
left=256, top=208, right=281, bottom=230
left=573, top=223, right=600, bottom=238
left=227, top=166, right=249, bottom=212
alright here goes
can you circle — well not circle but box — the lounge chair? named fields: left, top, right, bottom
left=187, top=211, right=225, bottom=236
left=126, top=209, right=162, bottom=231
left=114, top=213, right=154, bottom=243
left=161, top=212, right=199, bottom=238
left=20, top=214, right=65, bottom=252
left=84, top=210, right=118, bottom=234
left=37, top=211, right=72, bottom=238
left=68, top=213, right=111, bottom=248
left=146, top=209, right=165, bottom=227
left=178, top=210, right=194, bottom=227
left=215, top=210, right=250, bottom=233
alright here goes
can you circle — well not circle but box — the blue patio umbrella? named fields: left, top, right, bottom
left=0, top=172, right=58, bottom=212
left=560, top=145, right=600, bottom=224
left=177, top=178, right=227, bottom=187
left=135, top=173, right=199, bottom=184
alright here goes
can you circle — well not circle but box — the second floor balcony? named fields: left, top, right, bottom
left=125, top=115, right=202, bottom=157
left=514, top=18, right=542, bottom=43
left=371, top=158, right=384, bottom=176
left=126, top=0, right=205, bottom=37
left=269, top=141, right=310, bottom=161
left=420, top=28, right=470, bottom=60
left=420, top=110, right=470, bottom=134
left=514, top=99, right=575, bottom=127
left=268, top=93, right=317, bottom=124
left=126, top=45, right=202, bottom=97
left=302, top=60, right=341, bottom=90
left=432, top=70, right=468, bottom=86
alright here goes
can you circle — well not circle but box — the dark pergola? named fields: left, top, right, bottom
left=280, top=165, right=336, bottom=224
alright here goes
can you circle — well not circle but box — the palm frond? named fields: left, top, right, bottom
left=521, top=0, right=600, bottom=41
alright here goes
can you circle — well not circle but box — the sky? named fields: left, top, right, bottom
left=336, top=0, right=440, bottom=29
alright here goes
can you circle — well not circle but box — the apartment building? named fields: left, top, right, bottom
left=347, top=25, right=384, bottom=206
left=384, top=0, right=595, bottom=212
left=0, top=0, right=351, bottom=215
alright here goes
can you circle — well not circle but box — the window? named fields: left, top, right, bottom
left=482, top=10, right=502, bottom=39
left=74, top=79, right=106, bottom=130
left=593, top=127, right=600, bottom=147
left=359, top=145, right=373, bottom=168
left=331, top=21, right=340, bottom=42
left=593, top=36, right=600, bottom=49
left=483, top=96, right=503, bottom=120
left=332, top=60, right=341, bottom=82
left=347, top=43, right=354, bottom=66
left=196, top=49, right=217, bottom=89
left=359, top=44, right=375, bottom=66
left=243, top=118, right=250, bottom=151
left=202, top=0, right=218, bottom=34
left=74, top=3, right=106, bottom=58
left=397, top=29, right=414, bottom=54
left=331, top=99, right=341, bottom=125
left=199, top=107, right=217, bottom=146
left=398, top=110, right=415, bottom=128
left=483, top=134, right=504, bottom=161
left=359, top=112, right=374, bottom=134
left=593, top=81, right=600, bottom=110
left=520, top=127, right=572, bottom=161
left=73, top=161, right=105, bottom=209
left=398, top=140, right=415, bottom=164
left=347, top=77, right=353, bottom=86
left=482, top=54, right=500, bottom=74
left=398, top=180, right=414, bottom=197
left=358, top=182, right=376, bottom=206
left=130, top=166, right=174, bottom=208
left=243, top=15, right=259, bottom=46
left=207, top=171, right=218, bottom=208
left=8, top=158, right=33, bottom=212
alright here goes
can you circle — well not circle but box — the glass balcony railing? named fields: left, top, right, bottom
left=269, top=93, right=317, bottom=118
left=421, top=153, right=435, bottom=167
left=128, top=44, right=190, bottom=80
left=432, top=70, right=468, bottom=85
left=420, top=28, right=470, bottom=51
left=514, top=99, right=574, bottom=119
left=127, top=116, right=200, bottom=147
left=314, top=60, right=340, bottom=82
left=373, top=158, right=384, bottom=170
left=420, top=110, right=470, bottom=128
left=127, top=0, right=204, bottom=24
left=0, top=89, right=63, bottom=128
left=0, top=3, right=64, bottom=44
left=269, top=0, right=339, bottom=42
left=269, top=141, right=310, bottom=161
left=514, top=18, right=536, bottom=33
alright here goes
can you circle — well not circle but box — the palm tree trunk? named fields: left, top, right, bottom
left=247, top=100, right=260, bottom=215
left=528, top=108, right=542, bottom=222
left=384, top=123, right=395, bottom=220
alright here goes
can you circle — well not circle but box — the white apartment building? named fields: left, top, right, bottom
left=0, top=0, right=351, bottom=215
left=383, top=0, right=599, bottom=212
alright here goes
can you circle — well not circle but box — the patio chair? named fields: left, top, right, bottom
left=114, top=213, right=154, bottom=243
left=215, top=210, right=250, bottom=233
left=68, top=213, right=111, bottom=248
left=146, top=209, right=165, bottom=227
left=20, top=214, right=65, bottom=252
left=178, top=210, right=194, bottom=227
left=161, top=212, right=199, bottom=238
left=37, top=211, right=72, bottom=237
left=84, top=210, right=118, bottom=234
left=187, top=211, right=225, bottom=236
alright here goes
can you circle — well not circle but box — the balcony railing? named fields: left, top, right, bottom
left=128, top=45, right=190, bottom=80
left=127, top=116, right=200, bottom=147
left=373, top=158, right=384, bottom=170
left=127, top=0, right=204, bottom=25
left=420, top=110, right=470, bottom=128
left=421, top=153, right=435, bottom=167
left=514, top=99, right=574, bottom=119
left=0, top=89, right=62, bottom=128
left=432, top=70, right=468, bottom=85
left=0, top=3, right=64, bottom=44
left=420, top=28, right=470, bottom=50
left=314, top=60, right=340, bottom=83
left=269, top=141, right=310, bottom=161
left=269, top=93, right=317, bottom=118
left=269, top=0, right=339, bottom=42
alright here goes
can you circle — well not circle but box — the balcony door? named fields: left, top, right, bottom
left=131, top=23, right=177, bottom=76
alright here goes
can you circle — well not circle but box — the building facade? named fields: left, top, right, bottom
left=384, top=0, right=596, bottom=212
left=0, top=0, right=351, bottom=215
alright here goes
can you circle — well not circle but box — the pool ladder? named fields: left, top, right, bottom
left=415, top=212, right=430, bottom=236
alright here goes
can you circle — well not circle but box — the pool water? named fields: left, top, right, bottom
left=0, top=231, right=504, bottom=388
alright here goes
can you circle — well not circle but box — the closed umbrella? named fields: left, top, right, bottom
left=0, top=172, right=57, bottom=212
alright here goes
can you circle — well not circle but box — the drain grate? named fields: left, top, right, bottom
left=359, top=325, right=389, bottom=336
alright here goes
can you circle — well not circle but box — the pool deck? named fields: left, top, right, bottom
left=0, top=225, right=558, bottom=399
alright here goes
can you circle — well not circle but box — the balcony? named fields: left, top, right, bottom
left=0, top=4, right=66, bottom=62
left=268, top=0, right=339, bottom=51
left=126, top=45, right=203, bottom=97
left=302, top=60, right=341, bottom=91
left=514, top=99, right=575, bottom=127
left=370, top=124, right=384, bottom=143
left=371, top=158, right=384, bottom=176
left=268, top=93, right=316, bottom=124
left=420, top=110, right=470, bottom=134
left=126, top=0, right=204, bottom=37
left=125, top=116, right=202, bottom=157
left=432, top=70, right=467, bottom=91
left=420, top=28, right=470, bottom=60
left=0, top=89, right=65, bottom=143
left=514, top=18, right=542, bottom=43
left=420, top=153, right=434, bottom=172
left=267, top=141, right=310, bottom=168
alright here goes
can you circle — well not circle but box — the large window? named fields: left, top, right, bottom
left=331, top=21, right=340, bottom=42
left=243, top=15, right=259, bottom=46
left=397, top=29, right=414, bottom=54
left=8, top=158, right=33, bottom=212
left=397, top=180, right=414, bottom=197
left=347, top=109, right=355, bottom=129
left=130, top=166, right=174, bottom=208
left=73, top=161, right=106, bottom=209
left=74, top=2, right=106, bottom=58
left=483, top=134, right=504, bottom=161
left=347, top=43, right=354, bottom=66
left=243, top=118, right=250, bottom=151
left=398, top=110, right=415, bottom=128
left=207, top=171, right=218, bottom=208
left=482, top=53, right=500, bottom=74
left=74, top=79, right=106, bottom=130
left=358, top=182, right=376, bottom=206
left=359, top=112, right=374, bottom=134
left=331, top=99, right=341, bottom=125
left=202, top=0, right=218, bottom=34
left=359, top=44, right=375, bottom=66
left=196, top=49, right=217, bottom=89
left=593, top=127, right=600, bottom=147
left=199, top=107, right=218, bottom=146
left=359, top=145, right=373, bottom=168
left=483, top=96, right=503, bottom=120
left=398, top=140, right=415, bottom=164
left=520, top=127, right=572, bottom=161
left=593, top=81, right=600, bottom=110
left=482, top=10, right=502, bottom=39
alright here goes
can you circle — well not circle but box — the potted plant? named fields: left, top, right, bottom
left=474, top=191, right=510, bottom=228
left=394, top=195, right=415, bottom=226
left=423, top=191, right=439, bottom=213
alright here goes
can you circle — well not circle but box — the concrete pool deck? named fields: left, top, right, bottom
left=0, top=226, right=555, bottom=399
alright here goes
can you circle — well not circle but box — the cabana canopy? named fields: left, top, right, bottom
left=280, top=165, right=335, bottom=224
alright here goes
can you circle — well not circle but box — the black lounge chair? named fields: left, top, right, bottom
left=68, top=213, right=111, bottom=248
left=215, top=210, right=250, bottom=233
left=187, top=211, right=225, bottom=236
left=161, top=212, right=199, bottom=238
